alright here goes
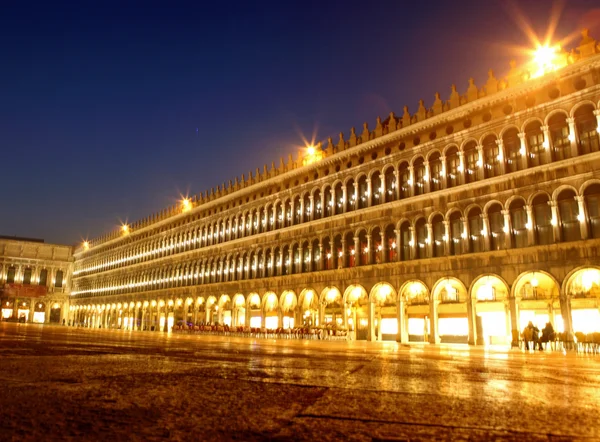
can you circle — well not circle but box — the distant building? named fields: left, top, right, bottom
left=0, top=236, right=72, bottom=324
left=62, top=31, right=600, bottom=344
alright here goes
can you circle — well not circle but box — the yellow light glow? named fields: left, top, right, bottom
left=181, top=198, right=192, bottom=212
left=530, top=44, right=565, bottom=78
left=307, top=146, right=315, bottom=156
left=121, top=224, right=129, bottom=234
left=83, top=241, right=89, bottom=250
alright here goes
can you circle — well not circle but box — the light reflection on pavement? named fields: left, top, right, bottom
left=0, top=322, right=599, bottom=441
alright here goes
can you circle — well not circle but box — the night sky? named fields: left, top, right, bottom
left=2, top=1, right=599, bottom=246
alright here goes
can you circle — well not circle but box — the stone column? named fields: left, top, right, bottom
left=426, top=223, right=434, bottom=257
left=525, top=205, right=535, bottom=246
left=476, top=145, right=485, bottom=180
left=439, top=156, right=447, bottom=189
left=541, top=125, right=553, bottom=164
left=462, top=217, right=470, bottom=253
left=408, top=166, right=415, bottom=196
left=576, top=196, right=589, bottom=240
left=368, top=301, right=375, bottom=342
left=481, top=213, right=491, bottom=251
left=394, top=170, right=400, bottom=200
left=423, top=161, right=431, bottom=193
left=353, top=181, right=359, bottom=211
left=342, top=186, right=348, bottom=213
left=409, top=226, right=416, bottom=259
left=366, top=177, right=372, bottom=207
left=518, top=132, right=528, bottom=169
left=398, top=298, right=407, bottom=343
left=289, top=200, right=295, bottom=226
left=566, top=117, right=579, bottom=158
left=340, top=239, right=346, bottom=268
left=288, top=248, right=294, bottom=275
left=308, top=195, right=314, bottom=221
left=318, top=242, right=324, bottom=271
left=299, top=198, right=305, bottom=223
left=381, top=231, right=389, bottom=263
left=467, top=297, right=476, bottom=346
left=458, top=152, right=466, bottom=185
left=320, top=191, right=326, bottom=218
left=394, top=229, right=401, bottom=262
left=495, top=139, right=507, bottom=174
left=549, top=201, right=561, bottom=243
left=502, top=210, right=512, bottom=249
left=366, top=234, right=372, bottom=265
left=353, top=236, right=360, bottom=266
left=443, top=221, right=451, bottom=255
left=379, top=175, right=386, bottom=204
left=297, top=245, right=303, bottom=273
left=429, top=300, right=439, bottom=344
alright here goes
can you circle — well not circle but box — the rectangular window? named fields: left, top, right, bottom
left=551, top=126, right=571, bottom=161
left=450, top=219, right=463, bottom=255
left=23, top=268, right=32, bottom=285
left=430, top=161, right=442, bottom=192
left=469, top=216, right=484, bottom=253
left=511, top=209, right=528, bottom=248
left=528, top=132, right=545, bottom=166
left=465, top=150, right=478, bottom=183
left=6, top=267, right=16, bottom=284
left=39, top=269, right=48, bottom=286
left=489, top=211, right=506, bottom=250
left=484, top=145, right=500, bottom=178
left=533, top=203, right=553, bottom=245
left=446, top=155, right=459, bottom=187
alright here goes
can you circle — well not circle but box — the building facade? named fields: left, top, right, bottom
left=0, top=236, right=72, bottom=324
left=69, top=31, right=600, bottom=345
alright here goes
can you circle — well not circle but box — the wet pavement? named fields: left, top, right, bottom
left=0, top=323, right=598, bottom=441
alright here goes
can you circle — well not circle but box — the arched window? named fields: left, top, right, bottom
left=346, top=179, right=356, bottom=211
left=372, top=227, right=383, bottom=264
left=584, top=184, right=600, bottom=238
left=55, top=270, right=64, bottom=288
left=509, top=199, right=528, bottom=248
left=333, top=183, right=343, bottom=215
left=311, top=239, right=320, bottom=270
left=385, top=224, right=396, bottom=262
left=398, top=163, right=410, bottom=199
left=467, top=208, right=484, bottom=253
left=281, top=246, right=290, bottom=275
left=6, top=266, right=15, bottom=284
left=415, top=218, right=428, bottom=259
left=358, top=231, right=368, bottom=265
left=503, top=128, right=523, bottom=173
left=345, top=232, right=355, bottom=267
left=532, top=194, right=553, bottom=245
left=293, top=196, right=301, bottom=224
left=431, top=214, right=445, bottom=257
left=301, top=241, right=310, bottom=272
left=445, top=147, right=460, bottom=188
left=463, top=142, right=479, bottom=184
left=371, top=172, right=382, bottom=206
left=525, top=121, right=547, bottom=167
left=413, top=158, right=425, bottom=196
left=322, top=238, right=332, bottom=270
left=303, top=194, right=311, bottom=222
left=357, top=176, right=368, bottom=209
left=39, top=269, right=48, bottom=286
left=487, top=204, right=506, bottom=250
left=429, top=153, right=443, bottom=192
left=449, top=212, right=463, bottom=255
left=384, top=168, right=396, bottom=202
left=399, top=221, right=411, bottom=261
left=548, top=113, right=571, bottom=161
left=292, top=245, right=300, bottom=274
left=313, top=190, right=322, bottom=220
left=558, top=189, right=581, bottom=242
left=324, top=187, right=333, bottom=217
left=575, top=105, right=600, bottom=155
left=482, top=135, right=501, bottom=178
left=23, top=268, right=32, bottom=285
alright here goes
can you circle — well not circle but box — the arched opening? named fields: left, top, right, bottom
left=429, top=152, right=443, bottom=192
left=509, top=199, right=528, bottom=248
left=515, top=272, right=561, bottom=335
left=344, top=285, right=369, bottom=340
left=322, top=237, right=333, bottom=270
left=321, top=287, right=343, bottom=327
left=413, top=157, right=425, bottom=196
left=346, top=178, right=356, bottom=212
left=384, top=224, right=396, bottom=262
left=280, top=290, right=297, bottom=329
left=433, top=278, right=469, bottom=344
left=357, top=175, right=368, bottom=209
left=384, top=167, right=396, bottom=202
left=371, top=283, right=397, bottom=341
left=372, top=227, right=383, bottom=264
left=584, top=183, right=600, bottom=238
left=398, top=162, right=410, bottom=199
left=565, top=268, right=600, bottom=335
left=262, top=292, right=279, bottom=329
left=218, top=295, right=232, bottom=326
left=548, top=112, right=571, bottom=161
left=371, top=171, right=382, bottom=206
left=298, top=289, right=318, bottom=327
left=324, top=186, right=333, bottom=217
left=557, top=188, right=581, bottom=242
left=403, top=281, right=430, bottom=342
left=311, top=239, right=320, bottom=271
left=293, top=196, right=301, bottom=224
left=449, top=211, right=464, bottom=255
left=247, top=293, right=262, bottom=328
left=467, top=207, right=484, bottom=253
left=525, top=121, right=547, bottom=167
left=415, top=218, right=428, bottom=259
left=333, top=234, right=343, bottom=269
left=276, top=202, right=284, bottom=229
left=301, top=241, right=310, bottom=273
left=471, top=275, right=510, bottom=345
left=399, top=221, right=411, bottom=261
left=273, top=247, right=281, bottom=276
left=357, top=230, right=368, bottom=266
left=503, top=127, right=523, bottom=173
left=487, top=203, right=506, bottom=250
left=292, top=244, right=300, bottom=274
left=574, top=104, right=599, bottom=155
left=532, top=194, right=553, bottom=245
left=445, top=146, right=460, bottom=188
left=314, top=189, right=322, bottom=220
left=345, top=232, right=355, bottom=267
left=463, top=141, right=479, bottom=183
left=431, top=214, right=445, bottom=257
left=281, top=245, right=290, bottom=275
left=482, top=134, right=501, bottom=178
left=232, top=294, right=246, bottom=327
left=334, top=182, right=344, bottom=215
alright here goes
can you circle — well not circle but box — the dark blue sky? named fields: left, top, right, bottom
left=2, top=0, right=599, bottom=245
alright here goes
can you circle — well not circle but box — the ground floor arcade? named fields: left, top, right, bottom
left=0, top=295, right=69, bottom=325
left=70, top=266, right=600, bottom=345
